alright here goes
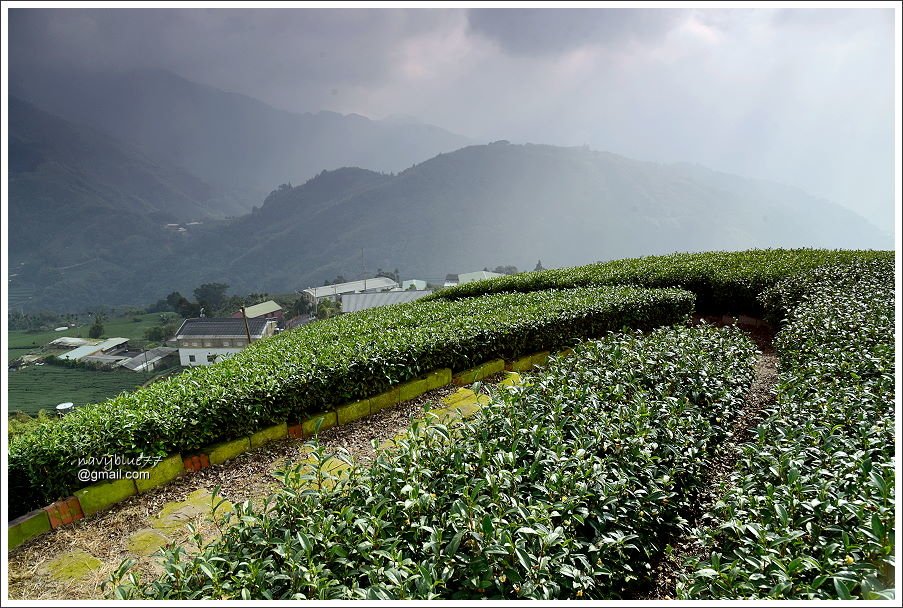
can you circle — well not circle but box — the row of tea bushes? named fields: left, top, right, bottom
left=425, top=248, right=892, bottom=315
left=678, top=259, right=895, bottom=599
left=9, top=286, right=693, bottom=518
left=110, top=323, right=758, bottom=599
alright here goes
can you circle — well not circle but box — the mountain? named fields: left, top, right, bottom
left=191, top=142, right=890, bottom=291
left=9, top=67, right=473, bottom=208
left=7, top=96, right=245, bottom=309
left=9, top=142, right=889, bottom=312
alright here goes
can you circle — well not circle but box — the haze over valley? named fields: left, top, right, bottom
left=6, top=7, right=896, bottom=312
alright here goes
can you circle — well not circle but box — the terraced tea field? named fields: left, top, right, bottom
left=7, top=249, right=896, bottom=600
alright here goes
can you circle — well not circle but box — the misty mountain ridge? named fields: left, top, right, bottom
left=9, top=66, right=474, bottom=209
left=8, top=132, right=889, bottom=311
left=214, top=142, right=886, bottom=291
left=7, top=96, right=244, bottom=267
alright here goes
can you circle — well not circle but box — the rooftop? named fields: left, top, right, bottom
left=240, top=300, right=283, bottom=319
left=303, top=277, right=398, bottom=299
left=341, top=290, right=433, bottom=313
left=175, top=317, right=269, bottom=339
left=119, top=347, right=178, bottom=371
left=58, top=337, right=129, bottom=361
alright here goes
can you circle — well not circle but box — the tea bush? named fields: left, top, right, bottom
left=9, top=286, right=692, bottom=517
left=110, top=323, right=758, bottom=599
left=678, top=259, right=895, bottom=599
left=426, top=248, right=891, bottom=315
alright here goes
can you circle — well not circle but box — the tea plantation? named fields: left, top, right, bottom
left=425, top=248, right=890, bottom=315
left=10, top=286, right=694, bottom=515
left=678, top=259, right=895, bottom=599
left=9, top=249, right=896, bottom=600
left=113, top=323, right=760, bottom=599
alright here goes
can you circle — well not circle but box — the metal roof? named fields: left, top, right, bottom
left=303, top=277, right=398, bottom=299
left=59, top=337, right=129, bottom=361
left=175, top=317, right=269, bottom=338
left=341, top=290, right=433, bottom=313
left=240, top=300, right=283, bottom=318
left=50, top=337, right=98, bottom=348
left=119, top=347, right=178, bottom=371
left=96, top=337, right=130, bottom=351
left=59, top=344, right=104, bottom=361
left=81, top=354, right=130, bottom=365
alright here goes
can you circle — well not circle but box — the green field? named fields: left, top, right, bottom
left=7, top=365, right=158, bottom=416
left=7, top=312, right=180, bottom=360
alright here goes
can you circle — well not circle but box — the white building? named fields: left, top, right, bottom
left=302, top=277, right=398, bottom=305
left=59, top=337, right=130, bottom=361
left=174, top=318, right=275, bottom=367
left=341, top=290, right=433, bottom=313
left=401, top=279, right=427, bottom=291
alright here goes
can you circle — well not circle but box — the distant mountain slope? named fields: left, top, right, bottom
left=7, top=96, right=235, bottom=307
left=10, top=67, right=473, bottom=208
left=198, top=142, right=889, bottom=293
left=9, top=142, right=890, bottom=311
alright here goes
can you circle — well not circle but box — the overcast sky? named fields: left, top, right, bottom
left=7, top=5, right=898, bottom=227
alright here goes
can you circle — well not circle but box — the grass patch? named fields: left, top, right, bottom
left=7, top=366, right=156, bottom=417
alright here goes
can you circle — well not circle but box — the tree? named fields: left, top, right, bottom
left=88, top=317, right=104, bottom=339
left=316, top=299, right=341, bottom=320
left=289, top=298, right=311, bottom=318
left=534, top=260, right=545, bottom=272
left=146, top=298, right=171, bottom=313
left=177, top=298, right=201, bottom=318
left=376, top=268, right=400, bottom=282
left=165, top=291, right=185, bottom=311
left=193, top=283, right=229, bottom=311
left=145, top=322, right=178, bottom=343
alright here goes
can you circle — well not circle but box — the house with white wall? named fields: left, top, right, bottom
left=174, top=318, right=275, bottom=367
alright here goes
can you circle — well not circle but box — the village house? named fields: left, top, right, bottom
left=119, top=347, right=178, bottom=372
left=174, top=317, right=275, bottom=367
left=232, top=299, right=284, bottom=326
left=302, top=276, right=398, bottom=306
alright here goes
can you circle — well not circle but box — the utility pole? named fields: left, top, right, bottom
left=362, top=248, right=366, bottom=291
left=240, top=306, right=252, bottom=344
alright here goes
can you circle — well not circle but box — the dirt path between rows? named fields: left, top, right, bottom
left=638, top=319, right=780, bottom=599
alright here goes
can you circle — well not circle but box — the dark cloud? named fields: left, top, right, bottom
left=466, top=8, right=686, bottom=55
left=8, top=8, right=452, bottom=98
left=6, top=7, right=896, bottom=228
